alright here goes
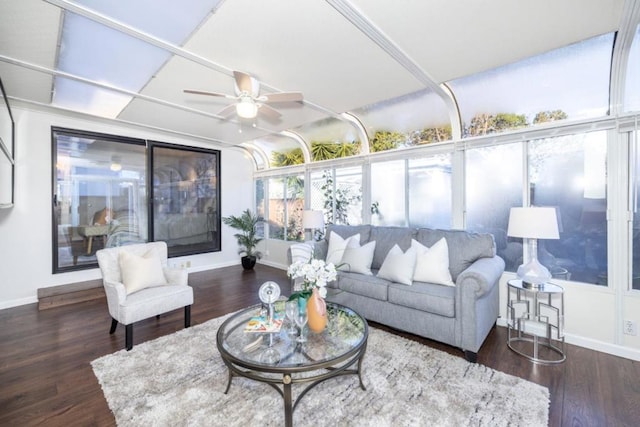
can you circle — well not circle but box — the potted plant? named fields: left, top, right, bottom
left=222, top=209, right=263, bottom=270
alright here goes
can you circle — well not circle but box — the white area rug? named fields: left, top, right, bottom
left=92, top=313, right=549, bottom=426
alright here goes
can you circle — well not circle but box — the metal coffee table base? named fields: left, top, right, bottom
left=221, top=343, right=367, bottom=427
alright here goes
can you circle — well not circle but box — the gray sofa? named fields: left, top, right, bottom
left=290, top=224, right=505, bottom=362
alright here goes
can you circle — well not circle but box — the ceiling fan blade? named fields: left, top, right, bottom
left=234, top=71, right=254, bottom=94
left=216, top=104, right=237, bottom=118
left=258, top=104, right=282, bottom=120
left=262, top=92, right=304, bottom=103
left=183, top=89, right=230, bottom=98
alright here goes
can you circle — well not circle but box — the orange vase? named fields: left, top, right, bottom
left=307, top=288, right=327, bottom=333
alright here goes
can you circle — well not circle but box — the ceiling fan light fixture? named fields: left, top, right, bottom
left=236, top=98, right=258, bottom=119
left=110, top=155, right=122, bottom=172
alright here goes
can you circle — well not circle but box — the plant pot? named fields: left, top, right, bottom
left=241, top=255, right=257, bottom=270
left=307, top=288, right=327, bottom=333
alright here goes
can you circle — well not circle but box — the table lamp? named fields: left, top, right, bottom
left=507, top=207, right=560, bottom=288
left=302, top=210, right=324, bottom=241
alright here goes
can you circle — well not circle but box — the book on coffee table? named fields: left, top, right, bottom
left=244, top=315, right=283, bottom=333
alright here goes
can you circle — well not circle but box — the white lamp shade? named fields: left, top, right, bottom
left=302, top=210, right=324, bottom=229
left=507, top=207, right=560, bottom=240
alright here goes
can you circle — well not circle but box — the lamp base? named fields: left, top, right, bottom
left=517, top=257, right=551, bottom=288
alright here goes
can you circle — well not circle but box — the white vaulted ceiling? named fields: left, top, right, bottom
left=0, top=0, right=627, bottom=148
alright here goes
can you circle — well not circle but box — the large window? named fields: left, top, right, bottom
left=408, top=155, right=452, bottom=229
left=449, top=33, right=613, bottom=137
left=266, top=175, right=304, bottom=241
left=631, top=130, right=640, bottom=290
left=370, top=154, right=452, bottom=228
left=255, top=178, right=266, bottom=238
left=371, top=160, right=405, bottom=226
left=529, top=132, right=607, bottom=285
left=625, top=24, right=640, bottom=112
left=353, top=88, right=451, bottom=151
left=52, top=128, right=220, bottom=272
left=466, top=143, right=523, bottom=272
left=310, top=166, right=362, bottom=226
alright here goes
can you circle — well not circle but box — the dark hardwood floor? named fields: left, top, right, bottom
left=1, top=264, right=638, bottom=426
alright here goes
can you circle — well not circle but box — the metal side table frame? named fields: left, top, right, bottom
left=507, top=279, right=566, bottom=364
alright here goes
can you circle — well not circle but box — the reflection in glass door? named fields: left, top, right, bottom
left=53, top=128, right=146, bottom=272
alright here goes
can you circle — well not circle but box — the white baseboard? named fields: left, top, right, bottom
left=258, top=260, right=288, bottom=270
left=563, top=333, right=640, bottom=361
left=497, top=318, right=640, bottom=361
left=0, top=296, right=38, bottom=310
left=186, top=260, right=238, bottom=273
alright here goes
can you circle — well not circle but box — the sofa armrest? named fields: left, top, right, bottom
left=455, top=256, right=505, bottom=297
left=163, top=267, right=189, bottom=286
left=455, top=256, right=505, bottom=354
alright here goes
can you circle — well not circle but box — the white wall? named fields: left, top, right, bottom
left=0, top=105, right=255, bottom=309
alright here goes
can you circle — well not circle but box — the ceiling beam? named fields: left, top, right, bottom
left=325, top=0, right=462, bottom=138
left=610, top=0, right=640, bottom=115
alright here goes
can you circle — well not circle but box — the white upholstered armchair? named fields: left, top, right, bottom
left=96, top=241, right=194, bottom=350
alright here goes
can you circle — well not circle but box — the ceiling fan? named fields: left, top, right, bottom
left=183, top=71, right=303, bottom=120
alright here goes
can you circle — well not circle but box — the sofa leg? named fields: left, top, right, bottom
left=464, top=350, right=478, bottom=363
left=185, top=305, right=191, bottom=328
left=109, top=318, right=118, bottom=334
left=125, top=324, right=133, bottom=351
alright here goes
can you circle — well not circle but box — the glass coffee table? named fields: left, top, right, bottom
left=216, top=302, right=368, bottom=427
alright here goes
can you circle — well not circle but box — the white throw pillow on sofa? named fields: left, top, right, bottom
left=326, top=231, right=360, bottom=266
left=411, top=238, right=455, bottom=286
left=377, top=244, right=417, bottom=286
left=338, top=238, right=376, bottom=275
left=119, top=250, right=168, bottom=294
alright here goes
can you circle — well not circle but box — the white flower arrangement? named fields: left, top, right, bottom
left=287, top=258, right=337, bottom=299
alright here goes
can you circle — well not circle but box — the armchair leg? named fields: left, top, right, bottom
left=185, top=305, right=191, bottom=328
left=125, top=324, right=133, bottom=351
left=109, top=318, right=118, bottom=334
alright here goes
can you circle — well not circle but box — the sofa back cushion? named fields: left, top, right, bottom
left=325, top=224, right=371, bottom=245
left=415, top=228, right=496, bottom=281
left=369, top=226, right=417, bottom=270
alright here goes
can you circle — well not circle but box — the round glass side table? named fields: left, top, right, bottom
left=506, top=279, right=566, bottom=364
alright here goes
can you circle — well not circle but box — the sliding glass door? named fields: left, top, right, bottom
left=53, top=128, right=146, bottom=272
left=52, top=128, right=221, bottom=272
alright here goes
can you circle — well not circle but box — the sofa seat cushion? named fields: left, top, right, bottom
left=337, top=272, right=389, bottom=301
left=388, top=281, right=455, bottom=318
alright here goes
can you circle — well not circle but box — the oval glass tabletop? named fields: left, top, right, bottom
left=217, top=302, right=368, bottom=372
